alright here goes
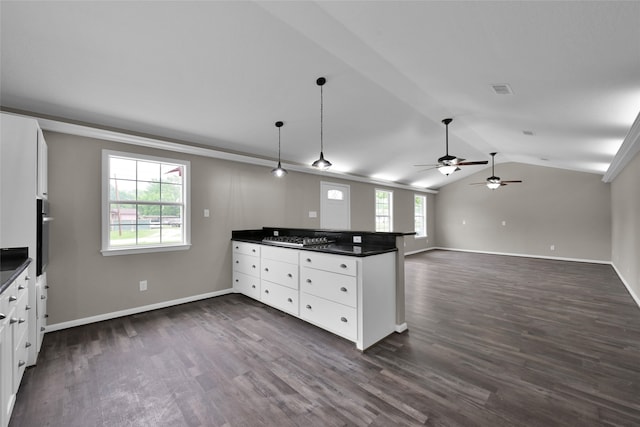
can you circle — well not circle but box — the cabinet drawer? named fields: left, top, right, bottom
left=300, top=252, right=357, bottom=276
left=232, top=253, right=260, bottom=277
left=300, top=293, right=357, bottom=341
left=232, top=241, right=261, bottom=256
left=301, top=268, right=357, bottom=308
left=261, top=245, right=299, bottom=264
left=261, top=259, right=299, bottom=290
left=261, top=280, right=299, bottom=317
left=14, top=331, right=28, bottom=391
left=233, top=271, right=260, bottom=300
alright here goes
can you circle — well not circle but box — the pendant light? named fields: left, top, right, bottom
left=271, top=121, right=288, bottom=177
left=311, top=77, right=332, bottom=170
left=438, top=118, right=457, bottom=176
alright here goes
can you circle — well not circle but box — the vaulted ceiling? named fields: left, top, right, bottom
left=2, top=1, right=639, bottom=189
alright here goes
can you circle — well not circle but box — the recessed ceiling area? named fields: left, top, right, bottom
left=1, top=1, right=639, bottom=189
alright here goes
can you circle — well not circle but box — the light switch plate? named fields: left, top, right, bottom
left=309, top=211, right=317, bottom=218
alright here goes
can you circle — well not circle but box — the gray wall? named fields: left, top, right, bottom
left=611, top=150, right=640, bottom=300
left=434, top=162, right=611, bottom=261
left=45, top=131, right=431, bottom=325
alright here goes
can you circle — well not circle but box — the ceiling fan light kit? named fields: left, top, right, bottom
left=311, top=77, right=332, bottom=170
left=471, top=152, right=523, bottom=189
left=271, top=121, right=288, bottom=177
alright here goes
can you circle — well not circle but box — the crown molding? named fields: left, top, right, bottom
left=603, top=111, right=640, bottom=183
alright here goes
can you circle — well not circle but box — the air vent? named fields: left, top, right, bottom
left=523, top=130, right=534, bottom=136
left=490, top=84, right=514, bottom=95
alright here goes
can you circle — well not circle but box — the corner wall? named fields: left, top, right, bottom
left=434, top=162, right=611, bottom=262
left=611, top=150, right=640, bottom=305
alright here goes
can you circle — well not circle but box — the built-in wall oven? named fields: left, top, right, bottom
left=37, top=198, right=51, bottom=276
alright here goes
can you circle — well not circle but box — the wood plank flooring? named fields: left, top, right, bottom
left=10, top=250, right=640, bottom=426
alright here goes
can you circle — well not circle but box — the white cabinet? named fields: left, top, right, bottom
left=232, top=242, right=260, bottom=299
left=231, top=240, right=398, bottom=350
left=1, top=267, right=30, bottom=427
left=260, top=246, right=299, bottom=316
left=36, top=274, right=48, bottom=353
left=1, top=113, right=47, bottom=367
left=301, top=251, right=396, bottom=350
left=37, top=128, right=48, bottom=199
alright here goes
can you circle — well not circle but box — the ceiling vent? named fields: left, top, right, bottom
left=490, top=84, right=514, bottom=95
left=522, top=130, right=534, bottom=136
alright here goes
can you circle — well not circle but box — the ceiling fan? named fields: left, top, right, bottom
left=415, top=118, right=488, bottom=175
left=470, top=152, right=523, bottom=189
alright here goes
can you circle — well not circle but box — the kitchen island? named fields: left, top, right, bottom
left=232, top=228, right=411, bottom=350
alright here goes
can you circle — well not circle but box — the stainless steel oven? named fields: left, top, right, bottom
left=37, top=198, right=51, bottom=276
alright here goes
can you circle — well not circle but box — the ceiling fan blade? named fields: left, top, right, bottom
left=413, top=164, right=438, bottom=167
left=457, top=160, right=489, bottom=166
left=469, top=182, right=487, bottom=185
left=501, top=180, right=523, bottom=184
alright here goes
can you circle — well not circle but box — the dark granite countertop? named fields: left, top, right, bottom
left=232, top=228, right=407, bottom=257
left=1, top=247, right=31, bottom=294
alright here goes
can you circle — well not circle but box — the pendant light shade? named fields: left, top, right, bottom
left=312, top=77, right=332, bottom=170
left=271, top=121, right=288, bottom=177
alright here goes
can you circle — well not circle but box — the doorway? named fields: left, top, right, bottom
left=320, top=181, right=351, bottom=230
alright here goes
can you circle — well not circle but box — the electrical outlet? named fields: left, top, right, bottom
left=353, top=235, right=362, bottom=244
left=309, top=211, right=317, bottom=218
left=204, top=209, right=210, bottom=217
left=462, top=219, right=466, bottom=225
left=139, top=280, right=147, bottom=291
left=273, top=230, right=279, bottom=236
left=502, top=220, right=506, bottom=226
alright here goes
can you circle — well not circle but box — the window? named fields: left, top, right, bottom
left=414, top=194, right=427, bottom=238
left=102, top=150, right=190, bottom=255
left=375, top=189, right=393, bottom=232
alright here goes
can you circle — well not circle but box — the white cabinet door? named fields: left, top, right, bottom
left=261, top=281, right=299, bottom=317
left=232, top=253, right=260, bottom=277
left=300, top=268, right=357, bottom=308
left=233, top=271, right=260, bottom=300
left=261, top=259, right=298, bottom=290
left=300, top=251, right=356, bottom=276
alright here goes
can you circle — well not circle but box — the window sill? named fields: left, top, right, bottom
left=101, top=244, right=191, bottom=256
left=414, top=235, right=428, bottom=240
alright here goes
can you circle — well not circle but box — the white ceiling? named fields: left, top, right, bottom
left=1, top=1, right=639, bottom=189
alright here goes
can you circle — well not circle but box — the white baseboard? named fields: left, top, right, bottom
left=395, top=322, right=408, bottom=333
left=404, top=247, right=437, bottom=256
left=426, top=246, right=611, bottom=265
left=46, top=288, right=234, bottom=333
left=611, top=263, right=640, bottom=310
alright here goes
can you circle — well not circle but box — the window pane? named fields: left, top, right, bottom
left=161, top=164, right=183, bottom=183
left=327, top=189, right=343, bottom=200
left=109, top=204, right=137, bottom=246
left=138, top=160, right=160, bottom=183
left=110, top=179, right=136, bottom=201
left=138, top=181, right=161, bottom=202
left=110, top=157, right=136, bottom=180
left=161, top=183, right=182, bottom=203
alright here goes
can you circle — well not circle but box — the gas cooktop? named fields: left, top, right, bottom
left=261, top=236, right=333, bottom=248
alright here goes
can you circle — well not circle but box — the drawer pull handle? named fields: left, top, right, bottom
left=265, top=290, right=269, bottom=294
left=26, top=305, right=32, bottom=310
left=264, top=268, right=269, bottom=272
left=306, top=279, right=312, bottom=284
left=9, top=296, right=17, bottom=302
left=306, top=304, right=312, bottom=310
left=287, top=298, right=293, bottom=303
left=26, top=276, right=31, bottom=281
left=340, top=317, right=348, bottom=323
left=287, top=273, right=292, bottom=278
left=41, top=295, right=46, bottom=300
left=25, top=342, right=32, bottom=348
left=18, top=285, right=25, bottom=290
left=45, top=285, right=50, bottom=289
left=340, top=264, right=347, bottom=269
left=252, top=285, right=256, bottom=289
left=44, top=314, right=49, bottom=318
left=10, top=318, right=18, bottom=324
left=41, top=326, right=46, bottom=332
left=0, top=313, right=5, bottom=320
left=235, top=260, right=239, bottom=264
left=235, top=279, right=239, bottom=282
left=18, top=361, right=26, bottom=367
left=306, top=258, right=311, bottom=263
left=252, top=249, right=256, bottom=253
left=18, top=318, right=26, bottom=324
left=252, top=265, right=256, bottom=269
left=235, top=246, right=239, bottom=249
left=340, top=287, right=347, bottom=292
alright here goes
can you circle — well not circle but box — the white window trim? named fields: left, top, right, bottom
left=414, top=194, right=427, bottom=239
left=375, top=188, right=393, bottom=232
left=101, top=149, right=191, bottom=256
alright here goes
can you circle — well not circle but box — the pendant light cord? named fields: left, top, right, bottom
left=320, top=83, right=324, bottom=153
left=278, top=126, right=282, bottom=161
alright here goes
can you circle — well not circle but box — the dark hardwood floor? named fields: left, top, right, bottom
left=10, top=250, right=640, bottom=426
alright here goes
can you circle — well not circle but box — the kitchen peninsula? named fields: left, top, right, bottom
left=232, top=227, right=411, bottom=350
